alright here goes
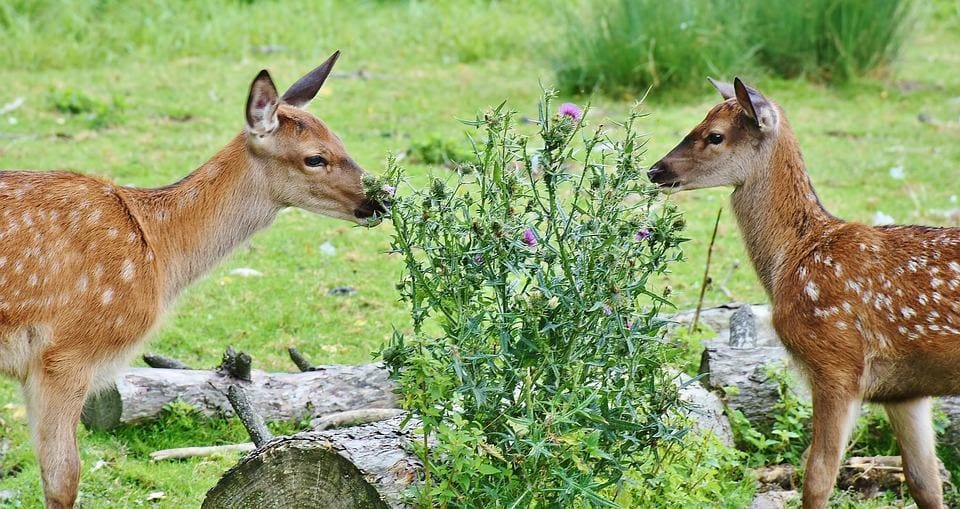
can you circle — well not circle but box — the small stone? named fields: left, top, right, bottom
left=729, top=304, right=757, bottom=348
left=328, top=287, right=356, bottom=296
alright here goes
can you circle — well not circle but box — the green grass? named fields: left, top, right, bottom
left=1, top=0, right=959, bottom=506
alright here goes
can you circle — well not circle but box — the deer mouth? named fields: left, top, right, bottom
left=647, top=163, right=681, bottom=189
left=354, top=199, right=388, bottom=221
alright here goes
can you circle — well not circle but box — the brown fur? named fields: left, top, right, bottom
left=650, top=78, right=949, bottom=508
left=0, top=57, right=381, bottom=508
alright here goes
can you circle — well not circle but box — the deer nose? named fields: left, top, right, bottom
left=647, top=161, right=667, bottom=181
left=647, top=161, right=679, bottom=187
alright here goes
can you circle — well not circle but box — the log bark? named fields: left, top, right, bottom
left=202, top=415, right=422, bottom=509
left=81, top=363, right=397, bottom=431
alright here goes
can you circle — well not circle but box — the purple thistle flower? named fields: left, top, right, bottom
left=602, top=304, right=612, bottom=316
left=634, top=228, right=652, bottom=242
left=381, top=184, right=396, bottom=197
left=558, top=102, right=582, bottom=121
left=625, top=321, right=633, bottom=330
left=473, top=253, right=484, bottom=265
left=522, top=228, right=538, bottom=247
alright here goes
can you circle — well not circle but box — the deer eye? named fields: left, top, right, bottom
left=304, top=155, right=328, bottom=167
left=707, top=133, right=724, bottom=145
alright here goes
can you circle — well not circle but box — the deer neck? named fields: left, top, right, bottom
left=131, top=134, right=281, bottom=303
left=730, top=125, right=836, bottom=298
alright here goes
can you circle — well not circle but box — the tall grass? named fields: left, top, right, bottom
left=553, top=0, right=918, bottom=95
left=746, top=0, right=917, bottom=81
left=553, top=0, right=754, bottom=96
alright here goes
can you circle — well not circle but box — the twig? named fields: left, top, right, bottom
left=143, top=353, right=191, bottom=370
left=691, top=207, right=723, bottom=333
left=226, top=385, right=272, bottom=448
left=218, top=346, right=252, bottom=381
left=150, top=443, right=255, bottom=461
left=287, top=347, right=315, bottom=372
left=311, top=408, right=405, bottom=430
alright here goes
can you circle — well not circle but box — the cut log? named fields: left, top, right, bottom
left=81, top=363, right=397, bottom=431
left=202, top=415, right=422, bottom=509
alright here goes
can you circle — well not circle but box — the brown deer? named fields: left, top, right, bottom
left=0, top=51, right=386, bottom=509
left=649, top=78, right=951, bottom=508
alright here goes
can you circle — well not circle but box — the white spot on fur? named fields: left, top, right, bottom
left=901, top=307, right=916, bottom=319
left=121, top=259, right=135, bottom=282
left=27, top=274, right=37, bottom=287
left=919, top=294, right=929, bottom=306
left=101, top=288, right=114, bottom=305
left=805, top=281, right=820, bottom=301
left=77, top=275, right=89, bottom=292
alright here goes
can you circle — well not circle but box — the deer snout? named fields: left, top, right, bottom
left=354, top=198, right=387, bottom=220
left=647, top=160, right=680, bottom=188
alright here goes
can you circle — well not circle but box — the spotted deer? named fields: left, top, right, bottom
left=649, top=78, right=952, bottom=508
left=0, top=51, right=386, bottom=509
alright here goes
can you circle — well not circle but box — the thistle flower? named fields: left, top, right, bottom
left=634, top=228, right=652, bottom=241
left=381, top=184, right=397, bottom=197
left=602, top=304, right=612, bottom=316
left=522, top=228, right=538, bottom=247
left=558, top=102, right=582, bottom=121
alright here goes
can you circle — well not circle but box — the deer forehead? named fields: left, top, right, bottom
left=275, top=106, right=344, bottom=150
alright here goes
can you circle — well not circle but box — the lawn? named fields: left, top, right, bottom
left=1, top=0, right=959, bottom=507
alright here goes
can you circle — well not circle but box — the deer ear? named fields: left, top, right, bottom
left=733, top=77, right=777, bottom=131
left=281, top=50, right=341, bottom=108
left=246, top=70, right=280, bottom=136
left=708, top=77, right=735, bottom=100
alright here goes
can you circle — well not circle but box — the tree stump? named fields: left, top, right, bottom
left=202, top=415, right=422, bottom=509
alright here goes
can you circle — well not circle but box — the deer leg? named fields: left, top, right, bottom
left=802, top=389, right=860, bottom=509
left=885, top=397, right=944, bottom=509
left=24, top=357, right=91, bottom=509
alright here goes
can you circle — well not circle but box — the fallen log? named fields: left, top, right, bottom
left=81, top=363, right=397, bottom=431
left=202, top=415, right=422, bottom=509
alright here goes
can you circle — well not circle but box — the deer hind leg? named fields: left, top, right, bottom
left=885, top=397, right=944, bottom=509
left=24, top=350, right=93, bottom=509
left=802, top=389, right=860, bottom=509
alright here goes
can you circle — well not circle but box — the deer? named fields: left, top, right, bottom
left=0, top=51, right=386, bottom=509
left=648, top=77, right=953, bottom=508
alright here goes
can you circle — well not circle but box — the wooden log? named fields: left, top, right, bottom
left=81, top=363, right=397, bottom=431
left=202, top=415, right=423, bottom=509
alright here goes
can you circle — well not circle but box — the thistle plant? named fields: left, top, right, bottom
left=382, top=90, right=687, bottom=508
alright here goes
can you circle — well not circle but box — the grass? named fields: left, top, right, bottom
left=554, top=0, right=917, bottom=95
left=0, top=0, right=959, bottom=506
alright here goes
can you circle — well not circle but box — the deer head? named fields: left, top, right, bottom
left=244, top=51, right=386, bottom=223
left=647, top=77, right=782, bottom=191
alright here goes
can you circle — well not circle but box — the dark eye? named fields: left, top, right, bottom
left=304, top=155, right=327, bottom=167
left=707, top=133, right=724, bottom=145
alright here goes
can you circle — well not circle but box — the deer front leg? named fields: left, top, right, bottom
left=24, top=356, right=92, bottom=509
left=802, top=389, right=860, bottom=509
left=885, top=397, right=944, bottom=509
